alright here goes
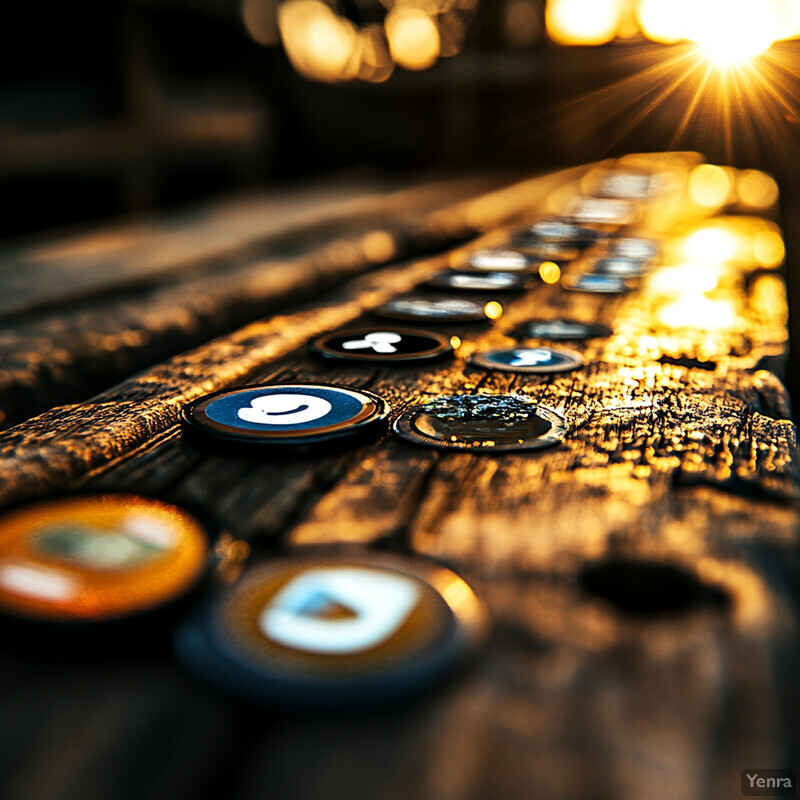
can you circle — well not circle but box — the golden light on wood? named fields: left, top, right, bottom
left=483, top=301, right=503, bottom=320
left=538, top=261, right=561, bottom=284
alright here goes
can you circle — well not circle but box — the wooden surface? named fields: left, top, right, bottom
left=0, top=159, right=797, bottom=800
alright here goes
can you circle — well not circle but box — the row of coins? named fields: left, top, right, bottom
left=0, top=174, right=681, bottom=705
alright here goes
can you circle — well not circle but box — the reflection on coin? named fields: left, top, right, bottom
left=464, top=249, right=535, bottom=272
left=174, top=550, right=488, bottom=705
left=562, top=274, right=632, bottom=294
left=513, top=319, right=611, bottom=341
left=514, top=220, right=601, bottom=248
left=394, top=394, right=566, bottom=452
left=589, top=257, right=649, bottom=277
left=0, top=494, right=210, bottom=622
left=423, top=271, right=529, bottom=292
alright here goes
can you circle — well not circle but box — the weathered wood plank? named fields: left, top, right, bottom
left=0, top=156, right=795, bottom=800
left=0, top=168, right=588, bottom=430
left=0, top=174, right=500, bottom=319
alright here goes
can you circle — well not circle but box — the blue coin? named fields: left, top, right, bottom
left=562, top=274, right=631, bottom=294
left=468, top=347, right=583, bottom=374
left=181, top=383, right=390, bottom=449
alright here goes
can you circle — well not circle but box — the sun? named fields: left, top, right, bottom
left=688, top=0, right=780, bottom=68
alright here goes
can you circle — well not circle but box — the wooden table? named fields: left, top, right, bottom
left=0, top=157, right=796, bottom=800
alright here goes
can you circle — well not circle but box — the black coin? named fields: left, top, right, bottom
left=374, top=296, right=491, bottom=323
left=310, top=327, right=453, bottom=364
left=512, top=319, right=611, bottom=341
left=394, top=394, right=566, bottom=452
left=423, top=271, right=529, bottom=292
left=174, top=549, right=489, bottom=706
left=513, top=219, right=601, bottom=248
left=468, top=346, right=583, bottom=374
left=181, top=383, right=390, bottom=451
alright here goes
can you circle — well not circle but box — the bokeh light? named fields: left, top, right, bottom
left=546, top=0, right=622, bottom=45
left=385, top=7, right=441, bottom=71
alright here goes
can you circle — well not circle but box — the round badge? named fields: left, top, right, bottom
left=513, top=219, right=601, bottom=248
left=174, top=550, right=488, bottom=706
left=562, top=197, right=637, bottom=226
left=0, top=494, right=210, bottom=623
left=310, top=327, right=453, bottom=364
left=468, top=347, right=583, bottom=374
left=589, top=257, right=649, bottom=278
left=608, top=237, right=658, bottom=261
left=423, top=271, right=529, bottom=292
left=510, top=240, right=581, bottom=263
left=513, top=319, right=611, bottom=341
left=462, top=248, right=536, bottom=272
left=374, top=296, right=490, bottom=323
left=561, top=274, right=631, bottom=294
left=181, top=383, right=390, bottom=450
left=393, top=394, right=566, bottom=452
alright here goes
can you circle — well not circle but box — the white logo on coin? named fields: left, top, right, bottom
left=342, top=332, right=402, bottom=354
left=237, top=394, right=332, bottom=425
left=509, top=348, right=554, bottom=366
left=259, top=568, right=420, bottom=654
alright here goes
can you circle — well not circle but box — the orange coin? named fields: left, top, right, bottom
left=0, top=494, right=210, bottom=622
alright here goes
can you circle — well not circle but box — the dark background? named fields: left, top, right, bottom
left=2, top=0, right=800, bottom=399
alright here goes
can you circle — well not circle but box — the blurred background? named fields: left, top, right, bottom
left=2, top=0, right=799, bottom=237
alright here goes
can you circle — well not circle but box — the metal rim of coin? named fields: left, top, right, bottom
left=0, top=493, right=211, bottom=624
left=393, top=394, right=567, bottom=453
left=181, top=382, right=391, bottom=450
left=561, top=274, right=633, bottom=294
left=373, top=295, right=492, bottom=323
left=512, top=319, right=612, bottom=341
left=309, top=327, right=453, bottom=364
left=422, top=270, right=530, bottom=292
left=468, top=346, right=584, bottom=374
left=173, top=549, right=489, bottom=706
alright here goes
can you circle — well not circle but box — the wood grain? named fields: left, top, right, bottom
left=0, top=157, right=796, bottom=800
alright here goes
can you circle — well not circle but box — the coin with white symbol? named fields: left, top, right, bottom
left=181, top=383, right=390, bottom=451
left=174, top=549, right=488, bottom=705
left=468, top=346, right=583, bottom=374
left=310, top=327, right=453, bottom=364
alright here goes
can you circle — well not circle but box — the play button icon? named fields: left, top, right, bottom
left=174, top=550, right=488, bottom=706
left=259, top=568, right=421, bottom=655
